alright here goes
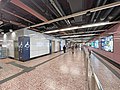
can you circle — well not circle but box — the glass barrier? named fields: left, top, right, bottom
left=83, top=47, right=103, bottom=90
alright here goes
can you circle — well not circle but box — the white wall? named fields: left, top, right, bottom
left=0, top=29, right=65, bottom=58
left=55, top=39, right=60, bottom=52
left=61, top=40, right=66, bottom=50
left=30, top=35, right=50, bottom=58
left=24, top=30, right=50, bottom=58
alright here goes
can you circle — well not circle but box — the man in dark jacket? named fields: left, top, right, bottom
left=63, top=45, right=66, bottom=53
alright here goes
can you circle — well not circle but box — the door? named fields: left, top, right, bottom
left=57, top=41, right=60, bottom=51
left=14, top=41, right=19, bottom=59
left=52, top=41, right=55, bottom=53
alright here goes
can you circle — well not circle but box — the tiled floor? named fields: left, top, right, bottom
left=0, top=49, right=87, bottom=90
left=0, top=49, right=120, bottom=90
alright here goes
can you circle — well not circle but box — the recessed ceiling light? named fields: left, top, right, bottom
left=108, top=16, right=113, bottom=20
left=1, top=32, right=4, bottom=34
left=94, top=19, right=96, bottom=22
left=9, top=29, right=13, bottom=32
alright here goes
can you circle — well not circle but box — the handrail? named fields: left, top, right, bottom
left=93, top=73, right=103, bottom=90
left=82, top=47, right=104, bottom=90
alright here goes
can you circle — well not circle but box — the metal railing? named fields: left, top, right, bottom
left=83, top=47, right=103, bottom=90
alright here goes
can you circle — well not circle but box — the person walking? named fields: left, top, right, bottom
left=88, top=48, right=91, bottom=58
left=71, top=45, right=74, bottom=54
left=63, top=45, right=66, bottom=53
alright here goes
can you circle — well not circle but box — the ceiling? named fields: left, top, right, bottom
left=0, top=0, right=120, bottom=42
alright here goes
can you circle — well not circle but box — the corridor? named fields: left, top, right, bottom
left=0, top=49, right=87, bottom=90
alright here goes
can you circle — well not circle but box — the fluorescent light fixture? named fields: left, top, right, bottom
left=79, top=21, right=110, bottom=28
left=44, top=21, right=119, bottom=34
left=64, top=30, right=105, bottom=35
left=9, top=29, right=13, bottom=32
left=60, top=34, right=97, bottom=38
left=44, top=26, right=79, bottom=34
left=60, top=26, right=79, bottom=31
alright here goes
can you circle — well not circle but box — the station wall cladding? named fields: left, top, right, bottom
left=88, top=24, right=120, bottom=64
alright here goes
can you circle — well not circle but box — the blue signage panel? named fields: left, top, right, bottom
left=18, top=36, right=30, bottom=61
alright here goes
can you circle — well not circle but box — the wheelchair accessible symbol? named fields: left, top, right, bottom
left=19, top=42, right=23, bottom=52
left=25, top=42, right=30, bottom=50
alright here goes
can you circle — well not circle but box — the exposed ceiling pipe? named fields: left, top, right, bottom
left=2, top=19, right=26, bottom=27
left=10, top=0, right=48, bottom=22
left=92, top=0, right=108, bottom=31
left=101, top=8, right=114, bottom=21
left=31, top=0, right=63, bottom=29
left=49, top=0, right=70, bottom=34
left=94, top=0, right=108, bottom=22
left=41, top=0, right=61, bottom=17
left=0, top=19, right=26, bottom=31
left=52, top=0, right=75, bottom=34
left=1, top=9, right=35, bottom=24
left=90, top=0, right=101, bottom=22
left=9, top=21, right=26, bottom=27
left=1, top=19, right=40, bottom=32
left=30, top=0, right=59, bottom=30
left=49, top=0, right=71, bottom=25
left=27, top=1, right=120, bottom=28
left=31, top=0, right=63, bottom=32
left=93, top=8, right=114, bottom=31
left=30, top=0, right=45, bottom=13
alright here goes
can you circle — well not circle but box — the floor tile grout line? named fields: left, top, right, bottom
left=6, top=62, right=29, bottom=69
left=0, top=71, right=25, bottom=84
left=33, top=53, right=65, bottom=68
left=0, top=52, right=66, bottom=84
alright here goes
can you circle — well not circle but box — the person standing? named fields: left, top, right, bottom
left=63, top=45, right=66, bottom=53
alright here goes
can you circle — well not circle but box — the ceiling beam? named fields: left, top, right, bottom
left=10, top=0, right=48, bottom=22
left=1, top=19, right=40, bottom=32
left=26, top=1, right=120, bottom=28
left=1, top=9, right=35, bottom=24
left=2, top=19, right=26, bottom=27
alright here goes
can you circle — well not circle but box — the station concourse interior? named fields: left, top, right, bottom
left=0, top=0, right=120, bottom=90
